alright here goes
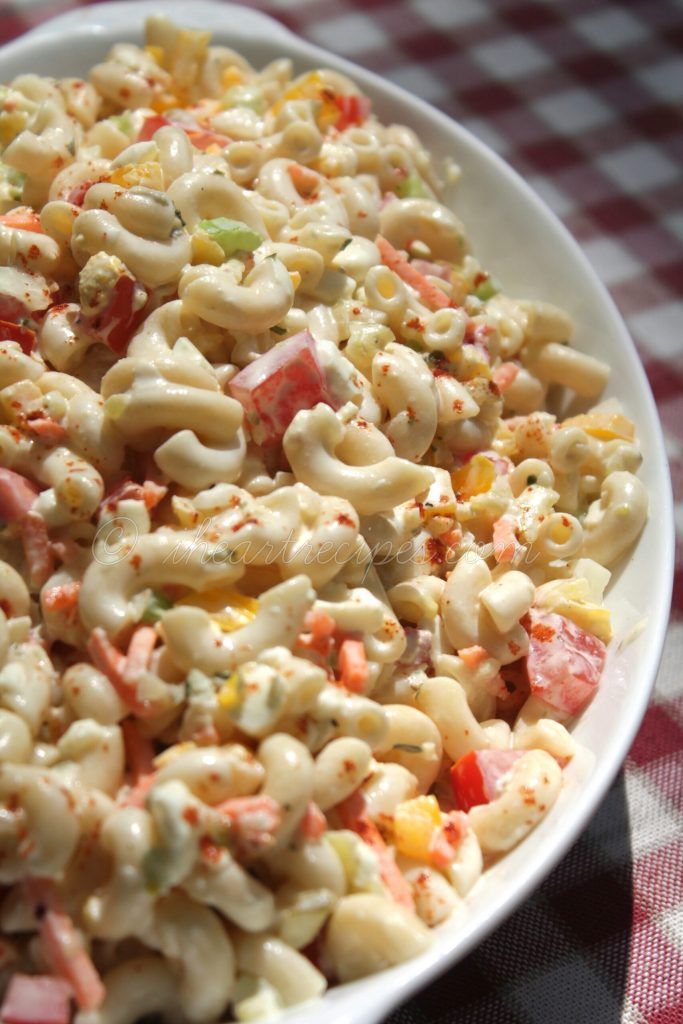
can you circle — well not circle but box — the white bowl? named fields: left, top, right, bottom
left=0, top=4, right=674, bottom=1021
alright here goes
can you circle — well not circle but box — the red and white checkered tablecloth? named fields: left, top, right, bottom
left=1, top=0, right=682, bottom=1020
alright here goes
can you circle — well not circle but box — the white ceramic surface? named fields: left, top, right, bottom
left=0, top=4, right=675, bottom=1022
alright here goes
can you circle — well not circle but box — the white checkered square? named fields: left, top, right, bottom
left=629, top=301, right=683, bottom=360
left=581, top=237, right=643, bottom=286
left=385, top=63, right=448, bottom=104
left=637, top=57, right=683, bottom=103
left=409, top=0, right=486, bottom=30
left=308, top=13, right=388, bottom=55
left=574, top=8, right=647, bottom=50
left=474, top=36, right=550, bottom=78
left=534, top=87, right=614, bottom=133
left=598, top=142, right=680, bottom=192
left=625, top=766, right=683, bottom=858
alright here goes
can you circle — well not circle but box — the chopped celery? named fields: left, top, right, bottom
left=141, top=589, right=173, bottom=624
left=396, top=172, right=429, bottom=199
left=198, top=217, right=263, bottom=257
left=472, top=277, right=499, bottom=301
left=111, top=112, right=134, bottom=135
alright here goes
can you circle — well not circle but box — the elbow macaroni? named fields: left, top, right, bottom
left=0, top=15, right=649, bottom=1023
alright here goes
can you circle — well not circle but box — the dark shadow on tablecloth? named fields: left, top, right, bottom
left=387, top=771, right=633, bottom=1024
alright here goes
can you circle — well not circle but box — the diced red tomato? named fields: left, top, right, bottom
left=334, top=94, right=371, bottom=132
left=86, top=273, right=148, bottom=355
left=409, top=259, right=451, bottom=282
left=66, top=179, right=101, bottom=207
left=300, top=801, right=327, bottom=841
left=0, top=467, right=39, bottom=521
left=0, top=209, right=43, bottom=234
left=428, top=810, right=468, bottom=867
left=0, top=974, right=72, bottom=1024
left=20, top=512, right=54, bottom=590
left=42, top=581, right=81, bottom=613
left=524, top=609, right=606, bottom=715
left=337, top=638, right=368, bottom=693
left=39, top=912, right=105, bottom=1012
left=0, top=319, right=37, bottom=356
left=25, top=417, right=67, bottom=443
left=396, top=626, right=432, bottom=674
left=450, top=749, right=524, bottom=812
left=492, top=362, right=519, bottom=394
left=337, top=790, right=415, bottom=911
left=229, top=330, right=335, bottom=445
left=138, top=115, right=171, bottom=141
left=376, top=235, right=453, bottom=311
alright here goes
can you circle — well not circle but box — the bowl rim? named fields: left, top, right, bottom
left=0, top=4, right=675, bottom=1021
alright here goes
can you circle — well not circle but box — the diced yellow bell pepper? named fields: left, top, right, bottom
left=191, top=230, right=226, bottom=266
left=221, top=66, right=244, bottom=89
left=562, top=411, right=635, bottom=441
left=393, top=795, right=441, bottom=862
left=109, top=162, right=165, bottom=190
left=451, top=454, right=496, bottom=500
left=177, top=588, right=259, bottom=632
left=144, top=45, right=165, bottom=65
left=218, top=672, right=241, bottom=710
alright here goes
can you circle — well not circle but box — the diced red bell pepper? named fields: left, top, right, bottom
left=524, top=609, right=606, bottom=715
left=0, top=295, right=31, bottom=323
left=0, top=974, right=72, bottom=1024
left=138, top=115, right=229, bottom=150
left=334, top=94, right=371, bottom=132
left=450, top=749, right=524, bottom=812
left=337, top=789, right=415, bottom=911
left=0, top=467, right=40, bottom=522
left=229, top=330, right=334, bottom=445
left=0, top=319, right=37, bottom=356
left=86, top=273, right=148, bottom=355
left=138, top=114, right=171, bottom=141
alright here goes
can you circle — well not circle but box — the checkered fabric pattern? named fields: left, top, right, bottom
left=1, top=0, right=682, bottom=1020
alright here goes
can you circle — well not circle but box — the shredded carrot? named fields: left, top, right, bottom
left=20, top=511, right=54, bottom=590
left=25, top=881, right=104, bottom=1012
left=376, top=234, right=452, bottom=310
left=338, top=638, right=368, bottom=694
left=124, top=625, right=158, bottom=682
left=300, top=801, right=327, bottom=841
left=303, top=608, right=336, bottom=640
left=119, top=770, right=157, bottom=808
left=0, top=208, right=43, bottom=233
left=492, top=515, right=518, bottom=564
left=87, top=628, right=160, bottom=718
left=458, top=645, right=489, bottom=670
left=42, top=581, right=81, bottom=613
left=337, top=790, right=415, bottom=911
left=492, top=362, right=520, bottom=394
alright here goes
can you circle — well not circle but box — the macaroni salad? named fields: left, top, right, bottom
left=0, top=16, right=648, bottom=1024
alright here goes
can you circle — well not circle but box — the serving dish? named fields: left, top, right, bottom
left=0, top=3, right=674, bottom=1021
